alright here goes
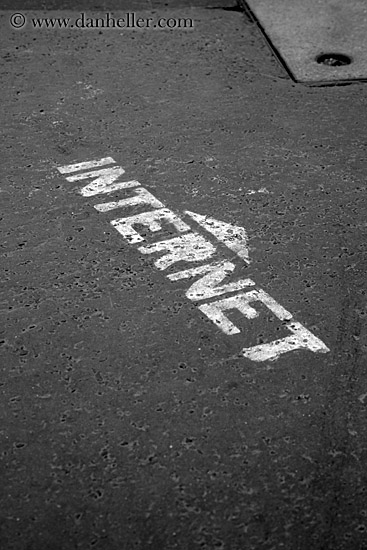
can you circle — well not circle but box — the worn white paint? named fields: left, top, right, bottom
left=186, top=210, right=250, bottom=264
left=168, top=262, right=223, bottom=282
left=111, top=208, right=190, bottom=244
left=66, top=167, right=140, bottom=197
left=94, top=187, right=164, bottom=212
left=242, top=321, right=330, bottom=362
left=199, top=288, right=292, bottom=335
left=246, top=188, right=269, bottom=195
left=57, top=157, right=115, bottom=174
left=252, top=289, right=293, bottom=321
left=168, top=261, right=255, bottom=301
left=198, top=293, right=260, bottom=335
left=139, top=233, right=217, bottom=270
left=199, top=288, right=329, bottom=360
left=58, top=155, right=330, bottom=362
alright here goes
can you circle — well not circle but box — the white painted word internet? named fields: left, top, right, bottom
left=57, top=156, right=329, bottom=362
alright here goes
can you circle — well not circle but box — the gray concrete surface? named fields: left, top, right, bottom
left=243, top=0, right=367, bottom=83
left=1, top=1, right=367, bottom=549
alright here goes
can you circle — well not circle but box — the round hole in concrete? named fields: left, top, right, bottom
left=315, top=53, right=352, bottom=67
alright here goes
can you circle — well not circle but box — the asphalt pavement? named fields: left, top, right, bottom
left=1, top=1, right=367, bottom=549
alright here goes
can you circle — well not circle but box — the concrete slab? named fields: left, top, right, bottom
left=243, top=0, right=367, bottom=83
